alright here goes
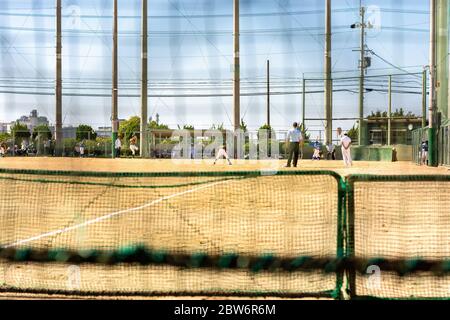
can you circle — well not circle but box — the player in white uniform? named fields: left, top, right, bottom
left=340, top=132, right=352, bottom=167
left=129, top=135, right=139, bottom=157
left=213, top=145, right=232, bottom=165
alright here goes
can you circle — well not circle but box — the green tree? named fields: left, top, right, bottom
left=11, top=122, right=31, bottom=143
left=178, top=124, right=194, bottom=131
left=259, top=124, right=272, bottom=131
left=63, top=138, right=77, bottom=156
left=0, top=132, right=11, bottom=143
left=76, top=124, right=97, bottom=141
left=148, top=120, right=169, bottom=130
left=240, top=119, right=248, bottom=132
left=32, top=124, right=52, bottom=140
left=119, top=116, right=141, bottom=142
left=209, top=123, right=224, bottom=131
left=300, top=124, right=311, bottom=142
left=368, top=108, right=418, bottom=119
left=347, top=124, right=358, bottom=141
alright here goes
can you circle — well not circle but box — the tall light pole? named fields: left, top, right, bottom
left=266, top=60, right=270, bottom=127
left=436, top=0, right=448, bottom=121
left=233, top=0, right=240, bottom=157
left=351, top=0, right=372, bottom=145
left=302, top=76, right=306, bottom=129
left=428, top=0, right=437, bottom=166
left=55, top=0, right=62, bottom=156
left=324, top=0, right=332, bottom=146
left=140, top=0, right=149, bottom=158
left=422, top=68, right=427, bottom=129
left=358, top=2, right=365, bottom=146
left=112, top=0, right=119, bottom=158
left=387, top=75, right=392, bottom=146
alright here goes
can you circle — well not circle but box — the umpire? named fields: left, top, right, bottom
left=285, top=122, right=303, bottom=167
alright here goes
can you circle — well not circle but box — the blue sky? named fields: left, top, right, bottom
left=0, top=0, right=433, bottom=134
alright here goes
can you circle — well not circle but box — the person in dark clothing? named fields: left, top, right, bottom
left=285, top=122, right=303, bottom=168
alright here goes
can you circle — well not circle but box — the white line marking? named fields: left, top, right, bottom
left=3, top=179, right=231, bottom=249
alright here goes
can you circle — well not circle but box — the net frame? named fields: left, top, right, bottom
left=0, top=168, right=345, bottom=299
left=346, top=174, right=450, bottom=300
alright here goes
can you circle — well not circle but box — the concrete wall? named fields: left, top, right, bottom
left=392, top=145, right=413, bottom=162
left=351, top=146, right=394, bottom=162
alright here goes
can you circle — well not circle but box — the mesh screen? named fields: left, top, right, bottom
left=0, top=171, right=340, bottom=297
left=349, top=178, right=450, bottom=299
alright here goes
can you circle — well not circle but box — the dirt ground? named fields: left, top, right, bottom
left=0, top=157, right=448, bottom=176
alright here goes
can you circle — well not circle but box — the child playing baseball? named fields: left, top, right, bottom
left=213, top=144, right=232, bottom=165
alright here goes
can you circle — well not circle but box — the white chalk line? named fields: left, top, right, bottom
left=2, top=179, right=232, bottom=249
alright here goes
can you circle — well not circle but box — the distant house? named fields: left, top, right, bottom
left=367, top=117, right=422, bottom=145
left=95, top=119, right=126, bottom=138
left=0, top=122, right=9, bottom=133
left=96, top=127, right=112, bottom=138
left=13, top=109, right=49, bottom=132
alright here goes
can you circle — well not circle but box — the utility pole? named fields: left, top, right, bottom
left=302, top=77, right=306, bottom=129
left=422, top=69, right=427, bottom=128
left=266, top=59, right=271, bottom=157
left=387, top=75, right=392, bottom=146
left=358, top=2, right=365, bottom=146
left=55, top=0, right=62, bottom=156
left=428, top=0, right=437, bottom=166
left=351, top=1, right=371, bottom=145
left=266, top=60, right=270, bottom=127
left=140, top=0, right=149, bottom=158
left=324, top=0, right=332, bottom=146
left=436, top=0, right=449, bottom=120
left=233, top=0, right=240, bottom=158
left=112, top=0, right=119, bottom=158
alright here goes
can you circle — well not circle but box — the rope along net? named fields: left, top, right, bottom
left=0, top=170, right=341, bottom=297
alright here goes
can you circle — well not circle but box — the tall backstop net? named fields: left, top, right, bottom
left=0, top=169, right=343, bottom=298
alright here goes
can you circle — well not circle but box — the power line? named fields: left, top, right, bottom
left=0, top=8, right=360, bottom=19
left=0, top=87, right=423, bottom=97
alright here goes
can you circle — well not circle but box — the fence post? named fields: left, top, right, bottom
left=302, top=77, right=306, bottom=128
left=387, top=75, right=392, bottom=146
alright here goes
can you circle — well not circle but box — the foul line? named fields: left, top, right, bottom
left=2, top=179, right=232, bottom=249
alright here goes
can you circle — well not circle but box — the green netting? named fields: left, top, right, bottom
left=412, top=127, right=428, bottom=165
left=0, top=169, right=343, bottom=298
left=347, top=175, right=450, bottom=300
left=1, top=169, right=450, bottom=300
left=439, top=125, right=450, bottom=166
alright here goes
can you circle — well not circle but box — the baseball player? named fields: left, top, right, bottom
left=340, top=132, right=353, bottom=167
left=213, top=144, right=232, bottom=165
left=129, top=135, right=139, bottom=157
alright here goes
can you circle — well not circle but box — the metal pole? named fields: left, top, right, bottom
left=266, top=60, right=270, bottom=126
left=112, top=0, right=119, bottom=158
left=55, top=0, right=62, bottom=156
left=358, top=2, right=365, bottom=146
left=233, top=0, right=240, bottom=157
left=302, top=77, right=306, bottom=129
left=388, top=75, right=392, bottom=146
left=429, top=0, right=437, bottom=166
left=324, top=0, right=332, bottom=146
left=140, top=0, right=149, bottom=158
left=436, top=0, right=449, bottom=120
left=422, top=69, right=427, bottom=128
